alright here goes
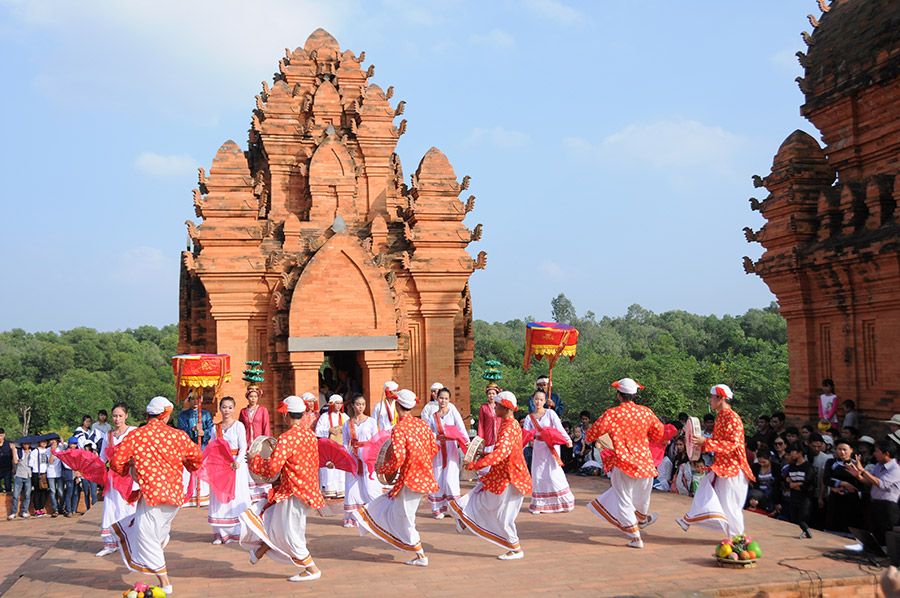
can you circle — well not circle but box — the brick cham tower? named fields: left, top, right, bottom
left=744, top=0, right=900, bottom=422
left=178, top=29, right=486, bottom=419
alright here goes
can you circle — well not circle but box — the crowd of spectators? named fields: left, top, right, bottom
left=2, top=411, right=112, bottom=520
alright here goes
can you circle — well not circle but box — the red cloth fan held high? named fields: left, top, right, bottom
left=54, top=449, right=106, bottom=485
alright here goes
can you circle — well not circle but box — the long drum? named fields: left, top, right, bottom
left=464, top=436, right=485, bottom=463
left=248, top=435, right=280, bottom=485
left=376, top=438, right=399, bottom=486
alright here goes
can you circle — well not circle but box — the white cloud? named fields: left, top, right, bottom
left=520, top=0, right=584, bottom=25
left=113, top=246, right=169, bottom=285
left=469, top=28, right=515, bottom=49
left=134, top=152, right=199, bottom=177
left=465, top=126, right=529, bottom=148
left=563, top=119, right=743, bottom=174
left=4, top=1, right=349, bottom=121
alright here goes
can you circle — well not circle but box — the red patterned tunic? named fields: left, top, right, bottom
left=109, top=417, right=203, bottom=507
left=378, top=414, right=439, bottom=498
left=249, top=423, right=325, bottom=509
left=701, top=406, right=755, bottom=481
left=586, top=401, right=664, bottom=479
left=472, top=418, right=532, bottom=496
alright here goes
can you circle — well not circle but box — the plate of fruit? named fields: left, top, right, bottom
left=715, top=534, right=762, bottom=567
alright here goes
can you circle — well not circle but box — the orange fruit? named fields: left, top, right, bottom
left=747, top=550, right=756, bottom=559
left=739, top=550, right=751, bottom=560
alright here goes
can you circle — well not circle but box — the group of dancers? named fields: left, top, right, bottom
left=97, top=376, right=752, bottom=593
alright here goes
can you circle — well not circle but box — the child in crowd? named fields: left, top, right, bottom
left=818, top=379, right=839, bottom=426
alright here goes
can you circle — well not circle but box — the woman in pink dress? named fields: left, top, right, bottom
left=239, top=385, right=271, bottom=503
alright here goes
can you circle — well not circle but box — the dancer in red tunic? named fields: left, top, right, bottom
left=353, top=389, right=439, bottom=566
left=240, top=395, right=325, bottom=583
left=109, top=397, right=203, bottom=594
left=677, top=384, right=754, bottom=536
left=451, top=391, right=532, bottom=560
left=585, top=378, right=665, bottom=549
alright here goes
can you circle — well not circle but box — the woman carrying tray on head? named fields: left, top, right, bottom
left=342, top=393, right=383, bottom=528
left=96, top=402, right=137, bottom=558
left=426, top=387, right=468, bottom=519
left=239, top=364, right=271, bottom=504
left=240, top=395, right=325, bottom=583
left=207, top=396, right=252, bottom=545
left=521, top=390, right=574, bottom=514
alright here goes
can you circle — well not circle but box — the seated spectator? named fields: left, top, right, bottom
left=670, top=437, right=689, bottom=481
left=784, top=443, right=815, bottom=538
left=823, top=440, right=862, bottom=533
left=677, top=412, right=689, bottom=426
left=559, top=420, right=574, bottom=468
left=701, top=413, right=715, bottom=437
left=576, top=444, right=604, bottom=477
left=567, top=425, right=587, bottom=473
left=8, top=440, right=33, bottom=519
left=847, top=440, right=900, bottom=545
left=654, top=454, right=673, bottom=492
left=841, top=399, right=859, bottom=430
left=748, top=450, right=780, bottom=513
left=576, top=410, right=591, bottom=439
left=671, top=456, right=694, bottom=496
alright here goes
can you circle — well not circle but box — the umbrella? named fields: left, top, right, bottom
left=360, top=430, right=392, bottom=479
left=13, top=435, right=41, bottom=446
left=53, top=449, right=106, bottom=485
left=317, top=438, right=357, bottom=473
left=199, top=438, right=236, bottom=504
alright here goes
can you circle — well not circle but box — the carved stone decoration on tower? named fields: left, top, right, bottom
left=746, top=0, right=900, bottom=421
left=178, top=29, right=482, bottom=424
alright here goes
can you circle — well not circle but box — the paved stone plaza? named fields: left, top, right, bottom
left=0, top=476, right=885, bottom=597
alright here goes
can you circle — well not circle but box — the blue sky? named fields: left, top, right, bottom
left=0, top=0, right=820, bottom=331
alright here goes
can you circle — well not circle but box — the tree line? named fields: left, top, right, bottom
left=0, top=296, right=787, bottom=436
left=469, top=295, right=788, bottom=428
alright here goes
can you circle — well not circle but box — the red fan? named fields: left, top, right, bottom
left=536, top=426, right=569, bottom=447
left=317, top=438, right=356, bottom=473
left=200, top=438, right=236, bottom=503
left=521, top=428, right=536, bottom=446
left=441, top=425, right=470, bottom=452
left=101, top=443, right=139, bottom=503
left=360, top=430, right=392, bottom=479
left=54, top=449, right=105, bottom=485
left=650, top=423, right=678, bottom=467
